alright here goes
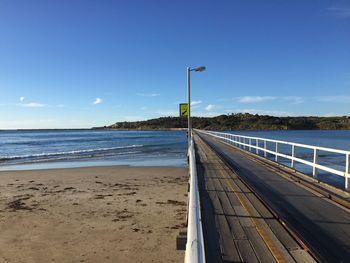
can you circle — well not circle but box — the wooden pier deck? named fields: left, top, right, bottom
left=195, top=134, right=315, bottom=263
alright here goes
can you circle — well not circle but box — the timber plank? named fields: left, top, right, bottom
left=233, top=206, right=254, bottom=227
left=234, top=179, right=251, bottom=193
left=226, top=216, right=247, bottom=240
left=265, top=219, right=300, bottom=251
left=212, top=177, right=225, bottom=192
left=199, top=182, right=224, bottom=262
left=236, top=240, right=260, bottom=263
left=216, top=214, right=242, bottom=262
left=254, top=218, right=296, bottom=263
left=225, top=191, right=242, bottom=207
left=217, top=191, right=236, bottom=216
left=208, top=191, right=224, bottom=215
left=245, top=192, right=274, bottom=219
left=290, top=249, right=317, bottom=263
left=244, top=226, right=277, bottom=263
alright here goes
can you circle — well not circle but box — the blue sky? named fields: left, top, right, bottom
left=0, top=0, right=349, bottom=129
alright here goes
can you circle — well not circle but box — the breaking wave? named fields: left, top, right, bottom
left=0, top=145, right=144, bottom=161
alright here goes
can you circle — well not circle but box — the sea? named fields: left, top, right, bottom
left=0, top=129, right=349, bottom=189
left=0, top=130, right=188, bottom=170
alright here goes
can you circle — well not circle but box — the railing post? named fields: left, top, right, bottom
left=291, top=145, right=296, bottom=169
left=313, top=148, right=318, bottom=178
left=200, top=130, right=350, bottom=193
left=345, top=154, right=349, bottom=191
left=275, top=142, right=278, bottom=162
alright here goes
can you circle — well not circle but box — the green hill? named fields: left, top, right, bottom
left=99, top=113, right=350, bottom=131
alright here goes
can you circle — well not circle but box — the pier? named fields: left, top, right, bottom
left=184, top=130, right=350, bottom=263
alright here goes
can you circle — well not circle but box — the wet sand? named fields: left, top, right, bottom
left=0, top=166, right=188, bottom=263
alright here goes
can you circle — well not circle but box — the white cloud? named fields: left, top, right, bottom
left=237, top=96, right=276, bottom=103
left=21, top=102, right=46, bottom=108
left=93, top=97, right=103, bottom=105
left=205, top=104, right=216, bottom=111
left=235, top=96, right=304, bottom=104
left=136, top=93, right=160, bottom=97
left=191, top=100, right=202, bottom=106
left=316, top=96, right=350, bottom=103
left=20, top=97, right=25, bottom=102
left=283, top=96, right=304, bottom=104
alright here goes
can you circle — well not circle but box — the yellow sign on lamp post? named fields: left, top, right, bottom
left=179, top=103, right=188, bottom=117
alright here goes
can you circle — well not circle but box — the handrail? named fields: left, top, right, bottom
left=185, top=138, right=206, bottom=263
left=199, top=130, right=350, bottom=191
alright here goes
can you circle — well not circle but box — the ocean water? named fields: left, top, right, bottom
left=1, top=129, right=349, bottom=190
left=0, top=130, right=188, bottom=170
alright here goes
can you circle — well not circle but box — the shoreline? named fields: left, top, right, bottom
left=0, top=157, right=188, bottom=172
left=0, top=160, right=187, bottom=171
left=0, top=166, right=188, bottom=262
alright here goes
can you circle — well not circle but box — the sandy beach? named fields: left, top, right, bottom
left=0, top=166, right=188, bottom=263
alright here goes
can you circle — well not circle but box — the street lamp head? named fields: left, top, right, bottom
left=194, top=66, right=206, bottom=72
left=186, top=65, right=205, bottom=146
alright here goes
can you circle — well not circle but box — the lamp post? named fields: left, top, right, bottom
left=187, top=66, right=206, bottom=146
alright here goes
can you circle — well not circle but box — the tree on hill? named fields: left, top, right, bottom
left=100, top=113, right=350, bottom=130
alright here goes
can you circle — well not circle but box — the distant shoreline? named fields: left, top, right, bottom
left=93, top=127, right=187, bottom=131
left=1, top=113, right=350, bottom=131
left=100, top=113, right=350, bottom=131
left=0, top=128, right=187, bottom=132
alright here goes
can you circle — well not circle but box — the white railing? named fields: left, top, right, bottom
left=199, top=130, right=350, bottom=191
left=185, top=138, right=206, bottom=263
